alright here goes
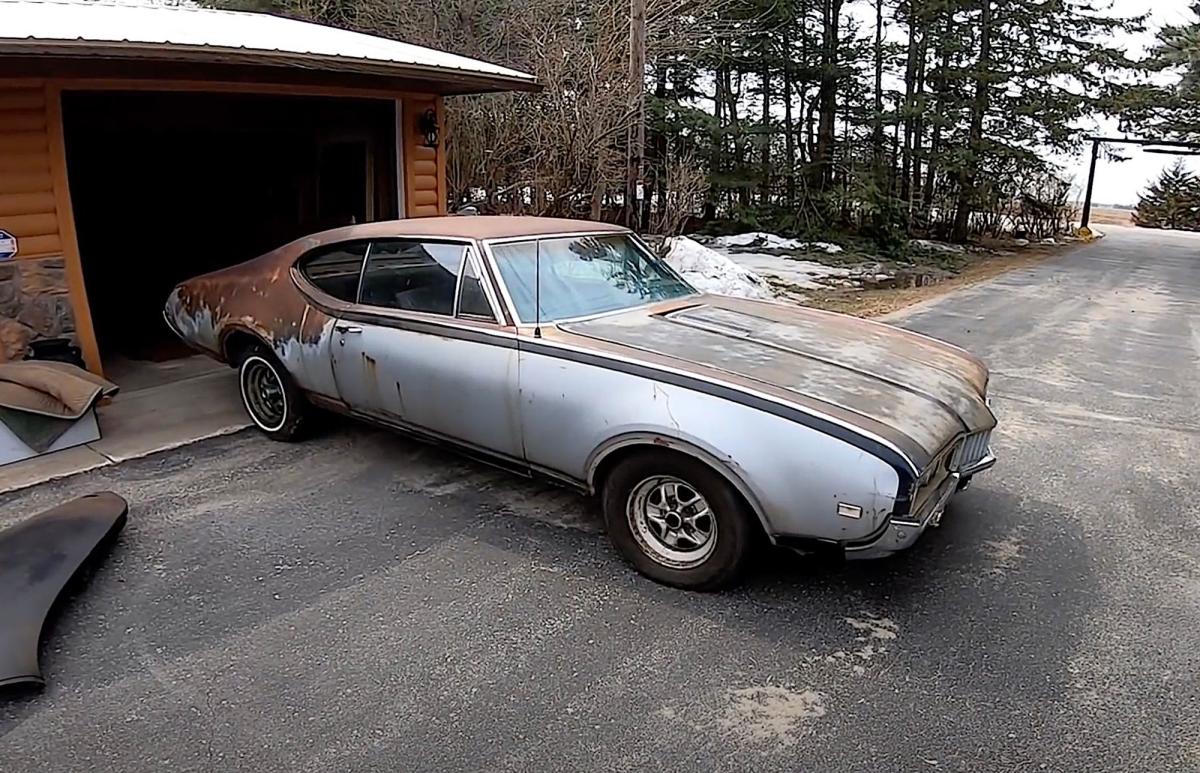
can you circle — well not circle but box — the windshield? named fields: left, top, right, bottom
left=490, top=233, right=696, bottom=323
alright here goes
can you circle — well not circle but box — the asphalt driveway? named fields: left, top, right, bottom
left=2, top=225, right=1198, bottom=772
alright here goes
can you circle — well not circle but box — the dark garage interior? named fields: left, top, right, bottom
left=62, top=90, right=400, bottom=366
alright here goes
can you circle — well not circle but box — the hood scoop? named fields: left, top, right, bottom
left=662, top=306, right=754, bottom=339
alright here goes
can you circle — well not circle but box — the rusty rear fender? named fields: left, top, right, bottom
left=164, top=241, right=334, bottom=363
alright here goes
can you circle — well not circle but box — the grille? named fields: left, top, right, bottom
left=952, top=430, right=992, bottom=471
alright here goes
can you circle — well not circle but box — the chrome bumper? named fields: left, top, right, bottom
left=846, top=471, right=961, bottom=559
left=958, top=450, right=996, bottom=478
left=844, top=443, right=995, bottom=560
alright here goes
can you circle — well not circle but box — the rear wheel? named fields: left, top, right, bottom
left=237, top=344, right=308, bottom=441
left=602, top=450, right=756, bottom=590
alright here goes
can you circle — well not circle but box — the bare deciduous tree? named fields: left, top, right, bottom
left=307, top=0, right=730, bottom=223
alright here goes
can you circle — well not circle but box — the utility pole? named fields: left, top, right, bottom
left=1080, top=138, right=1101, bottom=230
left=626, top=0, right=646, bottom=230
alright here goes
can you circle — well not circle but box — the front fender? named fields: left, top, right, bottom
left=0, top=492, right=127, bottom=690
left=518, top=347, right=901, bottom=542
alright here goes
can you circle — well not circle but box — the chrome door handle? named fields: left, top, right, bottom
left=335, top=323, right=362, bottom=335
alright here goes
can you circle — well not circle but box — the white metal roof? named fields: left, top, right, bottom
left=0, top=0, right=537, bottom=92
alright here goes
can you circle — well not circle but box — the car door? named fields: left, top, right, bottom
left=330, top=238, right=524, bottom=461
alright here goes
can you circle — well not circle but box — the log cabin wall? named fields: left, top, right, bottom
left=402, top=95, right=447, bottom=218
left=0, top=80, right=95, bottom=370
left=0, top=81, right=450, bottom=375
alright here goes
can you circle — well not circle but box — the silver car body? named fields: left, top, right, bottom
left=165, top=217, right=997, bottom=557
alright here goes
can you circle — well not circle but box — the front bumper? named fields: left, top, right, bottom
left=958, top=451, right=997, bottom=478
left=779, top=443, right=996, bottom=562
left=845, top=440, right=994, bottom=560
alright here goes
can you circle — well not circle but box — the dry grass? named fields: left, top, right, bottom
left=1087, top=207, right=1134, bottom=227
left=803, top=242, right=1082, bottom=318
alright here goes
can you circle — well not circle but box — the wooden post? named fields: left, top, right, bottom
left=1080, top=138, right=1100, bottom=230
left=626, top=0, right=646, bottom=229
left=44, top=82, right=102, bottom=375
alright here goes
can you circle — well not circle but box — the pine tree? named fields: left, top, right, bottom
left=1145, top=2, right=1200, bottom=139
left=214, top=0, right=1145, bottom=242
left=1133, top=160, right=1200, bottom=231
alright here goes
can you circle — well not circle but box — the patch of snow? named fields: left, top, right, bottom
left=912, top=239, right=966, bottom=254
left=1013, top=238, right=1031, bottom=247
left=718, top=251, right=851, bottom=291
left=662, top=237, right=773, bottom=299
left=710, top=231, right=843, bottom=253
left=711, top=231, right=803, bottom=250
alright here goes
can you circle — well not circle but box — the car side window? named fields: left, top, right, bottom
left=457, top=257, right=497, bottom=322
left=298, top=241, right=368, bottom=302
left=359, top=240, right=466, bottom=315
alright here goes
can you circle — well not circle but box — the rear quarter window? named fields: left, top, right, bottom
left=298, top=242, right=368, bottom=302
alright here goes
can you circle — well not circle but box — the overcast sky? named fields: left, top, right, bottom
left=1065, top=0, right=1196, bottom=206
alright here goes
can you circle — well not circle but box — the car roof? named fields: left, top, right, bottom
left=308, top=216, right=630, bottom=243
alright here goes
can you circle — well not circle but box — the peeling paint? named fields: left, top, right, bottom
left=165, top=240, right=336, bottom=364
left=559, top=295, right=995, bottom=465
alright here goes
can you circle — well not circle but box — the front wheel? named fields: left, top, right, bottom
left=602, top=451, right=757, bottom=590
left=237, top=344, right=309, bottom=441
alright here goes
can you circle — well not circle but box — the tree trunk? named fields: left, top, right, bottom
left=921, top=28, right=952, bottom=227
left=784, top=22, right=796, bottom=206
left=626, top=0, right=647, bottom=229
left=760, top=38, right=772, bottom=205
left=710, top=58, right=726, bottom=218
left=909, top=21, right=928, bottom=219
left=591, top=178, right=606, bottom=220
left=889, top=93, right=902, bottom=196
left=812, top=0, right=843, bottom=194
left=900, top=2, right=920, bottom=205
left=645, top=63, right=667, bottom=231
left=952, top=0, right=991, bottom=243
left=728, top=69, right=749, bottom=208
left=800, top=0, right=815, bottom=168
left=872, top=0, right=884, bottom=178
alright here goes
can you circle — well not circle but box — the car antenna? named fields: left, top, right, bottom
left=533, top=238, right=542, bottom=339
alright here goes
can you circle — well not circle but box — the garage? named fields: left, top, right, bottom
left=63, top=89, right=400, bottom=368
left=0, top=0, right=537, bottom=379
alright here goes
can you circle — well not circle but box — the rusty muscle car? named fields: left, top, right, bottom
left=165, top=216, right=996, bottom=589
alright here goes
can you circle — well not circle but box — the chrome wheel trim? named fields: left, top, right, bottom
left=240, top=355, right=288, bottom=433
left=627, top=475, right=717, bottom=569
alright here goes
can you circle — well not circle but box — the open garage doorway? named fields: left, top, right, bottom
left=61, top=90, right=400, bottom=386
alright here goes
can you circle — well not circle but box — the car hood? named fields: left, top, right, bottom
left=555, top=295, right=996, bottom=470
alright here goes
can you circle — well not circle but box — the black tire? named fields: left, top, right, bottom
left=601, top=450, right=757, bottom=590
left=237, top=344, right=309, bottom=441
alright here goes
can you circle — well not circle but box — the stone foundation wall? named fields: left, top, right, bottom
left=0, top=257, right=78, bottom=362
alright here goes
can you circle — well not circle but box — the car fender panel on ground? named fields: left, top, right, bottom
left=0, top=492, right=128, bottom=691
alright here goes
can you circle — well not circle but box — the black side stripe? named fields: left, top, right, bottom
left=337, top=310, right=520, bottom=349
left=320, top=305, right=922, bottom=485
left=518, top=339, right=922, bottom=481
